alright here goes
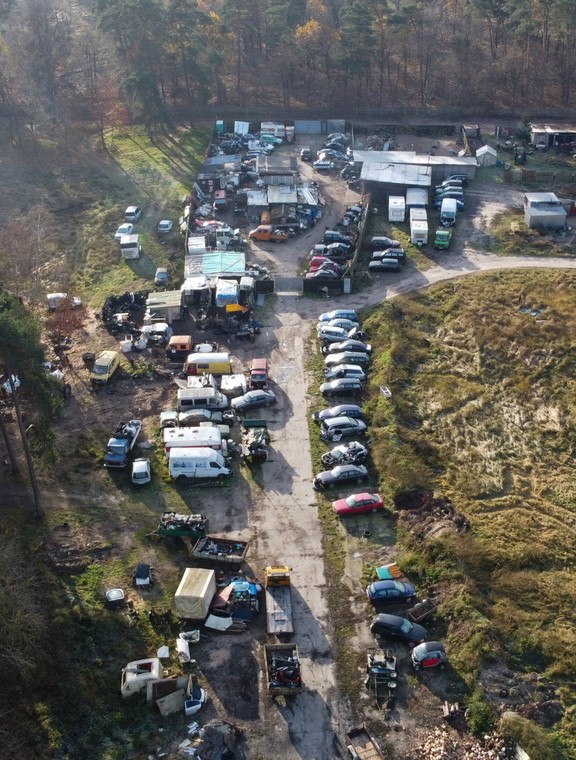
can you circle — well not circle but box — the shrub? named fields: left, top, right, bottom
left=466, top=686, right=496, bottom=735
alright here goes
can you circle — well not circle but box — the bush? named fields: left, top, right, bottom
left=499, top=713, right=562, bottom=760
left=466, top=687, right=496, bottom=735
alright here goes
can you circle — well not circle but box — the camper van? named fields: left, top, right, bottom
left=168, top=447, right=233, bottom=481
left=177, top=387, right=229, bottom=412
left=163, top=427, right=227, bottom=456
left=185, top=352, right=232, bottom=376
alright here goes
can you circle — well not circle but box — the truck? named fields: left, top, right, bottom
left=263, top=565, right=294, bottom=635
left=119, top=234, right=141, bottom=260
left=345, top=725, right=387, bottom=760
left=191, top=536, right=249, bottom=565
left=264, top=643, right=302, bottom=696
left=103, top=419, right=142, bottom=468
left=248, top=225, right=288, bottom=243
left=440, top=197, right=457, bottom=227
left=434, top=228, right=452, bottom=250
left=155, top=512, right=209, bottom=540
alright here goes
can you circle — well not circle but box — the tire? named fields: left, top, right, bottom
left=177, top=475, right=187, bottom=482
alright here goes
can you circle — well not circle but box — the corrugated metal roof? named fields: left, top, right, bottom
left=354, top=150, right=477, bottom=169
left=147, top=290, right=183, bottom=308
left=524, top=192, right=561, bottom=204
left=246, top=189, right=268, bottom=207
left=184, top=252, right=246, bottom=278
left=298, top=186, right=319, bottom=206
left=361, top=159, right=432, bottom=187
left=530, top=122, right=576, bottom=134
left=267, top=185, right=298, bottom=204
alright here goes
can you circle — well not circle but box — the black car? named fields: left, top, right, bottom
left=312, top=404, right=365, bottom=423
left=313, top=463, right=368, bottom=490
left=370, top=236, right=401, bottom=251
left=368, top=259, right=401, bottom=273
left=320, top=378, right=363, bottom=397
left=372, top=247, right=406, bottom=262
left=370, top=613, right=427, bottom=644
left=445, top=174, right=469, bottom=186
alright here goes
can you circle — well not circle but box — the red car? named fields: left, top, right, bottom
left=332, top=492, right=383, bottom=516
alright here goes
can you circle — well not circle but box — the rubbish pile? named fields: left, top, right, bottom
left=413, top=728, right=515, bottom=760
left=268, top=649, right=301, bottom=691
left=394, top=489, right=470, bottom=538
left=101, top=291, right=148, bottom=335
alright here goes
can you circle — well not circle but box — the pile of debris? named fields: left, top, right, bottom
left=394, top=489, right=470, bottom=538
left=100, top=291, right=148, bottom=335
left=414, top=728, right=515, bottom=760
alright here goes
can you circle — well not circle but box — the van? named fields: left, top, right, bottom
left=163, top=427, right=227, bottom=457
left=440, top=198, right=457, bottom=227
left=177, top=388, right=229, bottom=412
left=165, top=335, right=193, bottom=362
left=168, top=447, right=233, bottom=481
left=89, top=350, right=121, bottom=385
left=324, top=351, right=371, bottom=368
left=119, top=234, right=141, bottom=260
left=185, top=352, right=232, bottom=376
left=249, top=358, right=269, bottom=390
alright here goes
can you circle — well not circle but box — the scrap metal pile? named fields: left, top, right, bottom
left=101, top=291, right=148, bottom=335
left=414, top=729, right=515, bottom=760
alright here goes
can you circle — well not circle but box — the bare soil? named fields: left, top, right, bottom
left=1, top=130, right=571, bottom=760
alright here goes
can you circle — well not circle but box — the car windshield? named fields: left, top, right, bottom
left=392, top=581, right=405, bottom=592
left=92, top=363, right=109, bottom=375
left=345, top=495, right=359, bottom=507
left=400, top=619, right=413, bottom=633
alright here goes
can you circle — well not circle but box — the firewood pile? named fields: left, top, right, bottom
left=413, top=728, right=515, bottom=759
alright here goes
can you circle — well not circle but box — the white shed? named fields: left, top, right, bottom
left=476, top=145, right=498, bottom=166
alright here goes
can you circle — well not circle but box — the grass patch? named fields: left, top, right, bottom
left=490, top=209, right=575, bottom=257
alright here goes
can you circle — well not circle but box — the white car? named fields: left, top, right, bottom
left=115, top=223, right=134, bottom=240
left=158, top=220, right=173, bottom=234
left=131, top=458, right=151, bottom=485
left=124, top=206, right=143, bottom=222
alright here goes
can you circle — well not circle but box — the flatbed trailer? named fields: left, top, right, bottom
left=192, top=536, right=249, bottom=565
left=346, top=725, right=387, bottom=760
left=264, top=643, right=302, bottom=696
left=263, top=565, right=294, bottom=635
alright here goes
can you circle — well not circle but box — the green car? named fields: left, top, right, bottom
left=434, top=229, right=452, bottom=250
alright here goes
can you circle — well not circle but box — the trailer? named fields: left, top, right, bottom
left=265, top=643, right=302, bottom=696
left=155, top=512, right=209, bottom=540
left=346, top=725, right=387, bottom=760
left=365, top=649, right=397, bottom=709
left=192, top=536, right=249, bottom=565
left=407, top=598, right=436, bottom=624
left=263, top=565, right=294, bottom=635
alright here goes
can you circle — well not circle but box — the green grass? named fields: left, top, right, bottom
left=490, top=210, right=575, bottom=258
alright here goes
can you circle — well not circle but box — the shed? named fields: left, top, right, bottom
left=174, top=568, right=216, bottom=619
left=145, top=290, right=184, bottom=325
left=524, top=205, right=567, bottom=229
left=476, top=145, right=498, bottom=166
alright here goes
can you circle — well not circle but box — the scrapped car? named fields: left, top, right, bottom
left=313, top=160, right=335, bottom=171
left=323, top=364, right=367, bottom=382
left=411, top=641, right=447, bottom=670
left=313, top=463, right=368, bottom=490
left=248, top=225, right=288, bottom=243
left=154, top=267, right=170, bottom=287
left=324, top=351, right=371, bottom=368
left=323, top=339, right=372, bottom=355
left=372, top=248, right=406, bottom=262
left=321, top=441, right=368, bottom=467
left=370, top=236, right=401, bottom=250
left=320, top=378, right=363, bottom=397
left=325, top=318, right=360, bottom=332
left=313, top=404, right=364, bottom=423
left=248, top=358, right=269, bottom=390
left=89, top=350, right=121, bottom=385
left=317, top=325, right=349, bottom=343
left=115, top=223, right=134, bottom=239
left=124, top=206, right=143, bottom=222
left=445, top=174, right=469, bottom=186
left=231, top=389, right=277, bottom=411
left=366, top=580, right=416, bottom=604
left=370, top=613, right=427, bottom=645
left=318, top=309, right=358, bottom=323
left=132, top=458, right=151, bottom=486
left=433, top=198, right=465, bottom=210
left=332, top=491, right=383, bottom=516
left=157, top=220, right=173, bottom=234
left=305, top=269, right=341, bottom=280
left=435, top=180, right=463, bottom=192
left=300, top=146, right=312, bottom=161
left=320, top=416, right=367, bottom=441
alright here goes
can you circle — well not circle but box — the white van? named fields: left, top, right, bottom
left=177, top=387, right=229, bottom=412
left=163, top=427, right=227, bottom=457
left=119, top=234, right=141, bottom=259
left=168, top=447, right=233, bottom=481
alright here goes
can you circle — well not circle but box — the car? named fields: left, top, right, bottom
left=310, top=261, right=344, bottom=276
left=445, top=174, right=469, bottom=186
left=313, top=160, right=335, bottom=171
left=372, top=248, right=406, bottom=262
left=370, top=613, right=427, bottom=645
left=323, top=339, right=372, bottom=355
left=158, top=220, right=173, bottom=234
left=248, top=225, right=288, bottom=243
left=326, top=242, right=353, bottom=256
left=324, top=351, right=371, bottom=368
left=321, top=441, right=368, bottom=467
left=132, top=458, right=151, bottom=486
left=259, top=133, right=283, bottom=145
left=332, top=491, right=384, bottom=516
left=313, top=404, right=365, bottom=423
left=370, top=236, right=401, bottom=250
left=435, top=180, right=463, bottom=192
left=89, top=350, right=121, bottom=385
left=114, top=223, right=134, bottom=239
left=124, top=206, right=143, bottom=222
left=326, top=132, right=350, bottom=144
left=323, top=230, right=354, bottom=245
left=320, top=416, right=367, bottom=441
left=323, top=364, right=367, bottom=382
left=319, top=309, right=358, bottom=323
left=411, top=641, right=447, bottom=670
left=433, top=198, right=465, bottom=211
left=366, top=580, right=416, bottom=604
left=154, top=267, right=170, bottom=287
left=305, top=269, right=341, bottom=280
left=435, top=190, right=464, bottom=201
left=368, top=259, right=401, bottom=273
left=313, top=463, right=368, bottom=490
left=317, top=326, right=349, bottom=343
left=231, top=389, right=277, bottom=411
left=320, top=378, right=363, bottom=397
left=318, top=149, right=347, bottom=161
left=300, top=146, right=312, bottom=161
left=325, top=318, right=360, bottom=332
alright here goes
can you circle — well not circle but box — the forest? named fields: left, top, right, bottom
left=0, top=0, right=575, bottom=140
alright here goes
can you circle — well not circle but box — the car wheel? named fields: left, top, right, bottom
left=371, top=508, right=378, bottom=513
left=177, top=475, right=187, bottom=482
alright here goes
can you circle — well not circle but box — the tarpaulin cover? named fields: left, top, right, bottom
left=215, top=279, right=239, bottom=308
left=174, top=568, right=216, bottom=619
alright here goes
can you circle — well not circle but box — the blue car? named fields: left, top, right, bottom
left=312, top=404, right=364, bottom=423
left=366, top=580, right=416, bottom=604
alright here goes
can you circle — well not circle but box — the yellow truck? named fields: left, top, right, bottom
left=263, top=565, right=294, bottom=635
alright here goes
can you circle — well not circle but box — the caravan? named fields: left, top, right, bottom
left=163, top=427, right=227, bottom=456
left=168, top=447, right=233, bottom=481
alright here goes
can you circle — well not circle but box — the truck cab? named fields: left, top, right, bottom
left=248, top=225, right=288, bottom=243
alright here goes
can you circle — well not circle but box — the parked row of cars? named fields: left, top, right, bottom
left=432, top=176, right=467, bottom=211
left=305, top=212, right=363, bottom=281
left=367, top=235, right=407, bottom=274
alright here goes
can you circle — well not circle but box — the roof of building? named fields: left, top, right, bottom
left=184, top=251, right=246, bottom=279
left=354, top=150, right=477, bottom=186
left=267, top=185, right=298, bottom=204
left=524, top=192, right=561, bottom=204
left=530, top=123, right=576, bottom=134
left=476, top=145, right=497, bottom=156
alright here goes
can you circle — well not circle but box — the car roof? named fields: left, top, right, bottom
left=373, top=612, right=407, bottom=626
left=323, top=416, right=363, bottom=426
